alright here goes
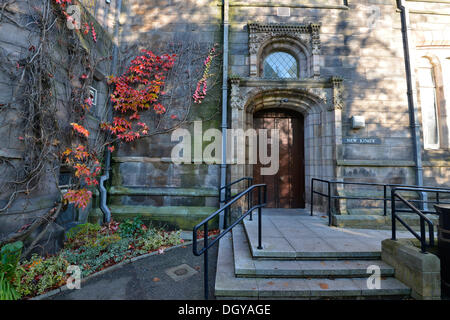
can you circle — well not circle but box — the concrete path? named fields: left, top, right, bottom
left=49, top=243, right=218, bottom=300
left=244, top=208, right=414, bottom=259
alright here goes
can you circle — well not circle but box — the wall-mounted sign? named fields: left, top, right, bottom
left=343, top=137, right=381, bottom=145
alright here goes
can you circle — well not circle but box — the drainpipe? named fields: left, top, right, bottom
left=219, top=0, right=229, bottom=229
left=397, top=0, right=428, bottom=209
left=99, top=0, right=122, bottom=223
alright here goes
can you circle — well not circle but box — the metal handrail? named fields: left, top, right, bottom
left=311, top=178, right=450, bottom=226
left=391, top=187, right=445, bottom=253
left=193, top=183, right=267, bottom=300
left=219, top=176, right=253, bottom=203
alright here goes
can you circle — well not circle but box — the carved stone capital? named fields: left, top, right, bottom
left=230, top=78, right=244, bottom=110
left=330, top=77, right=344, bottom=111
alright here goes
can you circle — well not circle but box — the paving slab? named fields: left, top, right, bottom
left=243, top=209, right=413, bottom=260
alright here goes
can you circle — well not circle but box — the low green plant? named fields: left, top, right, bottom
left=137, top=230, right=182, bottom=253
left=0, top=241, right=23, bottom=300
left=119, top=217, right=146, bottom=239
left=62, top=238, right=132, bottom=277
left=65, top=223, right=102, bottom=249
left=17, top=254, right=69, bottom=297
left=0, top=273, right=20, bottom=300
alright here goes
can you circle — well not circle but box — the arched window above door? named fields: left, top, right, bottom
left=263, top=52, right=298, bottom=79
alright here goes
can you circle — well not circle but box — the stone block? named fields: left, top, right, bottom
left=381, top=239, right=441, bottom=300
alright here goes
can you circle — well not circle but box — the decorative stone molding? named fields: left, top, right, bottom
left=230, top=77, right=244, bottom=110
left=330, top=76, right=344, bottom=111
left=228, top=76, right=344, bottom=199
left=248, top=22, right=322, bottom=78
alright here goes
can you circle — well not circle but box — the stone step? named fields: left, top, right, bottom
left=232, top=225, right=395, bottom=278
left=109, top=205, right=218, bottom=230
left=347, top=208, right=386, bottom=216
left=332, top=214, right=439, bottom=230
left=109, top=186, right=218, bottom=207
left=215, top=234, right=411, bottom=299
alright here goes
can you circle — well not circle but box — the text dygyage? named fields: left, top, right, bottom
left=178, top=304, right=271, bottom=317
left=222, top=305, right=271, bottom=315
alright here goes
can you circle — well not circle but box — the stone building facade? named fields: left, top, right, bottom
left=2, top=0, right=450, bottom=238
left=104, top=0, right=450, bottom=229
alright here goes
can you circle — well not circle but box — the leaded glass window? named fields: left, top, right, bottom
left=263, top=52, right=298, bottom=79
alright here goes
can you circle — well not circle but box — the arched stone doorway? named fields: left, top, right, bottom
left=253, top=108, right=305, bottom=208
left=228, top=77, right=344, bottom=210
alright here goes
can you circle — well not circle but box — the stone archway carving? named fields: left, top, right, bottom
left=248, top=22, right=322, bottom=78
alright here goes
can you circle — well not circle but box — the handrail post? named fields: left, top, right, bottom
left=429, top=223, right=435, bottom=247
left=311, top=179, right=314, bottom=216
left=257, top=186, right=263, bottom=250
left=391, top=190, right=397, bottom=241
left=383, top=185, right=387, bottom=216
left=204, top=223, right=209, bottom=300
left=249, top=188, right=253, bottom=221
left=328, top=181, right=332, bottom=226
left=420, top=218, right=426, bottom=253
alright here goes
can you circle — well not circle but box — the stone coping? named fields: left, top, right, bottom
left=109, top=186, right=218, bottom=197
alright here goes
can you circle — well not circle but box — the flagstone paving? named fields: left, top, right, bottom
left=244, top=209, right=413, bottom=259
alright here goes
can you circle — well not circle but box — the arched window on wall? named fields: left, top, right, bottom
left=417, top=56, right=440, bottom=149
left=263, top=52, right=298, bottom=79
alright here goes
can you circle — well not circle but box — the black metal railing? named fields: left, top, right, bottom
left=193, top=183, right=267, bottom=300
left=390, top=186, right=450, bottom=253
left=219, top=177, right=253, bottom=227
left=311, top=178, right=450, bottom=226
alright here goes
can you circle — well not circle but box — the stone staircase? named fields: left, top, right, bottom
left=214, top=214, right=412, bottom=299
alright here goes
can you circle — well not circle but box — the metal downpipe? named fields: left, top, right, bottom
left=99, top=0, right=122, bottom=223
left=397, top=0, right=427, bottom=210
left=219, top=0, right=229, bottom=229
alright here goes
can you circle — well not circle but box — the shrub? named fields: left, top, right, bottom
left=65, top=223, right=102, bottom=249
left=119, top=217, right=146, bottom=239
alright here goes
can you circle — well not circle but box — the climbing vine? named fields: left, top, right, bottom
left=0, top=0, right=221, bottom=250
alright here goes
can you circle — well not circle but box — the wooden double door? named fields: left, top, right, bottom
left=253, top=109, right=305, bottom=208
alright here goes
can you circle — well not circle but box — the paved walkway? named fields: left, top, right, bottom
left=48, top=209, right=423, bottom=300
left=244, top=208, right=413, bottom=259
left=49, top=244, right=218, bottom=300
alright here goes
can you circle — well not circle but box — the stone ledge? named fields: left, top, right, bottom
left=337, top=160, right=416, bottom=167
left=332, top=214, right=439, bottom=230
left=381, top=239, right=441, bottom=300
left=109, top=186, right=218, bottom=197
left=109, top=205, right=219, bottom=230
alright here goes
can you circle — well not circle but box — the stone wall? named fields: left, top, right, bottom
left=0, top=0, right=116, bottom=254
left=408, top=0, right=450, bottom=188
left=106, top=0, right=223, bottom=229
